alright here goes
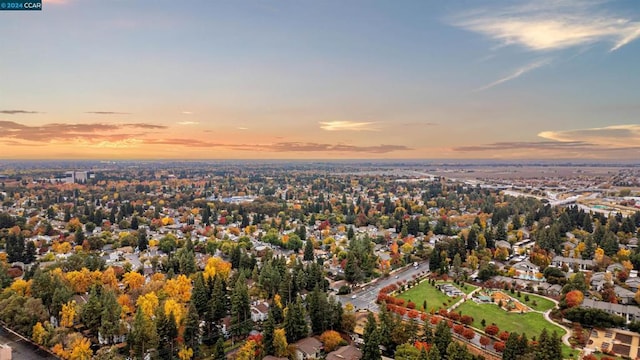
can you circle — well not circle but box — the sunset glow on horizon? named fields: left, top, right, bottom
left=2, top=0, right=640, bottom=160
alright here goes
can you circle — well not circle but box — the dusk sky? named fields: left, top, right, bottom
left=1, top=0, right=640, bottom=160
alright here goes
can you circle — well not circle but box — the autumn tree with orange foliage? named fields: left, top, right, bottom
left=320, top=330, right=344, bottom=352
left=564, top=290, right=584, bottom=308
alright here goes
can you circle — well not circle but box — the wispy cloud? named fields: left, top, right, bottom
left=0, top=110, right=40, bottom=115
left=453, top=1, right=640, bottom=52
left=475, top=58, right=551, bottom=91
left=237, top=127, right=248, bottom=130
left=319, top=121, right=379, bottom=131
left=538, top=124, right=640, bottom=146
left=181, top=111, right=193, bottom=115
left=177, top=121, right=199, bottom=125
left=452, top=124, right=640, bottom=158
left=0, top=121, right=166, bottom=143
left=86, top=111, right=130, bottom=115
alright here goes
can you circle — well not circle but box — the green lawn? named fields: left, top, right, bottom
left=456, top=301, right=567, bottom=340
left=507, top=291, right=556, bottom=312
left=397, top=281, right=460, bottom=312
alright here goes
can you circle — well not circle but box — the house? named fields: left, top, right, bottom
left=495, top=240, right=511, bottom=250
left=607, top=263, right=625, bottom=273
left=263, top=356, right=288, bottom=360
left=551, top=256, right=594, bottom=271
left=625, top=277, right=640, bottom=292
left=581, top=298, right=640, bottom=323
left=590, top=272, right=609, bottom=291
left=327, top=345, right=362, bottom=360
left=614, top=286, right=636, bottom=305
left=294, top=337, right=323, bottom=360
left=251, top=301, right=269, bottom=322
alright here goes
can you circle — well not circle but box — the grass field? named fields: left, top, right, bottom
left=456, top=301, right=566, bottom=339
left=446, top=281, right=477, bottom=295
left=397, top=281, right=455, bottom=312
left=501, top=291, right=556, bottom=312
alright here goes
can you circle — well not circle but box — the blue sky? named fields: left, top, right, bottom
left=1, top=0, right=639, bottom=159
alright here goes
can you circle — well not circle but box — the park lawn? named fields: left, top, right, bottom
left=515, top=291, right=556, bottom=312
left=456, top=301, right=567, bottom=340
left=397, top=281, right=458, bottom=312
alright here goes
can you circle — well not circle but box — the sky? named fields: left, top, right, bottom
left=1, top=0, right=640, bottom=160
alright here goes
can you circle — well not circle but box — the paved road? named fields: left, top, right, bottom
left=336, top=261, right=429, bottom=311
left=0, top=328, right=56, bottom=360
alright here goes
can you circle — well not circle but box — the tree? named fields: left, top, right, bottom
left=503, top=332, right=520, bottom=360
left=433, top=320, right=451, bottom=357
left=395, top=343, right=420, bottom=360
left=213, top=338, right=226, bottom=360
left=178, top=346, right=194, bottom=360
left=320, top=330, right=343, bottom=352
left=183, top=303, right=201, bottom=354
left=263, top=312, right=276, bottom=356
left=231, top=274, right=253, bottom=337
left=123, top=271, right=145, bottom=291
left=137, top=227, right=148, bottom=251
left=32, top=321, right=48, bottom=345
left=273, top=328, right=289, bottom=357
left=564, top=290, right=584, bottom=308
left=191, top=273, right=209, bottom=317
left=446, top=342, right=471, bottom=360
left=24, top=241, right=37, bottom=264
left=100, top=290, right=122, bottom=345
left=129, top=308, right=158, bottom=359
left=284, top=296, right=308, bottom=343
left=304, top=239, right=314, bottom=261
left=60, top=300, right=77, bottom=328
left=362, top=312, right=381, bottom=360
left=69, top=336, right=93, bottom=360
left=479, top=336, right=490, bottom=349
left=236, top=339, right=258, bottom=360
left=426, top=346, right=441, bottom=360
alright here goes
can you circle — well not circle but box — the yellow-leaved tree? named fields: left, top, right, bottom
left=164, top=274, right=192, bottom=303
left=32, top=322, right=48, bottom=345
left=123, top=271, right=145, bottom=291
left=136, top=292, right=159, bottom=318
left=68, top=336, right=93, bottom=360
left=320, top=330, right=343, bottom=352
left=274, top=328, right=289, bottom=357
left=236, top=339, right=258, bottom=360
left=101, top=267, right=119, bottom=290
left=10, top=278, right=31, bottom=296
left=60, top=300, right=77, bottom=328
left=164, top=299, right=185, bottom=326
left=204, top=257, right=232, bottom=281
left=178, top=346, right=194, bottom=360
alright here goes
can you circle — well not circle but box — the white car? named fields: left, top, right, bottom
left=351, top=294, right=357, bottom=299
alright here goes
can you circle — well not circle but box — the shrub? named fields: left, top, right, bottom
left=493, top=341, right=505, bottom=352
left=485, top=324, right=499, bottom=336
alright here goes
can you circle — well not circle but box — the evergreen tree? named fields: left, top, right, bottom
left=347, top=226, right=355, bottom=241
left=446, top=342, right=471, bottom=360
left=213, top=337, right=225, bottom=360
left=131, top=216, right=139, bottom=230
left=466, top=226, right=478, bottom=251
left=81, top=286, right=102, bottom=338
left=184, top=303, right=201, bottom=355
left=230, top=274, right=252, bottom=337
left=137, top=228, right=148, bottom=251
left=192, top=273, right=209, bottom=317
left=426, top=346, right=441, bottom=360
left=284, top=296, right=308, bottom=343
left=503, top=332, right=520, bottom=360
left=434, top=320, right=451, bottom=357
left=303, top=239, right=314, bottom=261
left=24, top=241, right=37, bottom=264
left=307, top=286, right=329, bottom=334
left=129, top=308, right=158, bottom=359
left=100, top=290, right=122, bottom=345
left=362, top=312, right=381, bottom=360
left=263, top=312, right=276, bottom=356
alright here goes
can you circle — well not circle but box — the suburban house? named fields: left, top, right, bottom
left=294, top=337, right=323, bottom=360
left=250, top=301, right=270, bottom=322
left=551, top=256, right=594, bottom=271
left=581, top=298, right=640, bottom=323
left=614, top=286, right=636, bottom=305
left=327, top=345, right=362, bottom=360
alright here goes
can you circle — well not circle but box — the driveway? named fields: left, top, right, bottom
left=0, top=328, right=56, bottom=360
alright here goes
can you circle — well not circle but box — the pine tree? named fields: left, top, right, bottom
left=137, top=228, right=148, bottom=251
left=24, top=241, right=37, bottom=264
left=192, top=273, right=209, bottom=317
left=307, top=286, right=329, bottom=334
left=284, top=296, right=308, bottom=343
left=81, top=286, right=102, bottom=338
left=362, top=312, right=381, bottom=360
left=184, top=303, right=201, bottom=355
left=503, top=332, right=520, bottom=360
left=303, top=239, right=314, bottom=261
left=99, top=290, right=121, bottom=345
left=230, top=274, right=252, bottom=337
left=129, top=308, right=158, bottom=358
left=434, top=320, right=451, bottom=357
left=263, top=312, right=276, bottom=356
left=213, top=337, right=225, bottom=360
